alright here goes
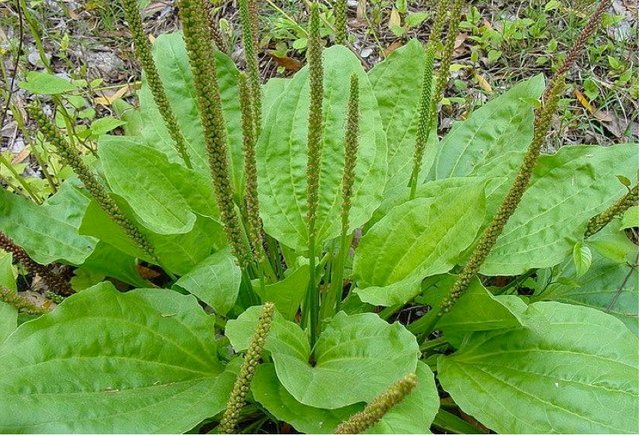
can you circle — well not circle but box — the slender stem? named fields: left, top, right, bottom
left=0, top=153, right=42, bottom=203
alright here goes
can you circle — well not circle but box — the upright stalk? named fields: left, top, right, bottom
left=302, top=3, right=324, bottom=347
left=27, top=104, right=158, bottom=264
left=178, top=0, right=252, bottom=267
left=322, top=74, right=359, bottom=319
left=410, top=0, right=612, bottom=336
left=239, top=0, right=262, bottom=136
left=408, top=0, right=462, bottom=198
left=335, top=0, right=347, bottom=45
left=121, top=0, right=192, bottom=168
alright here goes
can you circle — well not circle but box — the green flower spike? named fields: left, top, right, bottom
left=341, top=74, right=360, bottom=235
left=323, top=74, right=360, bottom=319
left=335, top=373, right=418, bottom=434
left=0, top=232, right=72, bottom=295
left=219, top=302, right=275, bottom=434
left=413, top=0, right=613, bottom=333
left=552, top=0, right=612, bottom=84
left=204, top=0, right=229, bottom=53
left=238, top=72, right=264, bottom=261
left=585, top=184, right=638, bottom=238
left=239, top=0, right=262, bottom=136
left=438, top=75, right=566, bottom=316
left=335, top=0, right=347, bottom=45
left=409, top=43, right=435, bottom=198
left=303, top=2, right=325, bottom=347
left=27, top=104, right=156, bottom=262
left=120, top=0, right=191, bottom=168
left=409, top=0, right=463, bottom=198
left=179, top=0, right=252, bottom=266
left=428, top=0, right=449, bottom=44
left=0, top=286, right=51, bottom=315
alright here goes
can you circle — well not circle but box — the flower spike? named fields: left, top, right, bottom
left=179, top=0, right=252, bottom=266
left=585, top=184, right=638, bottom=238
left=239, top=0, right=262, bottom=136
left=219, top=302, right=275, bottom=433
left=302, top=2, right=325, bottom=347
left=335, top=373, right=418, bottom=434
left=239, top=72, right=264, bottom=261
left=121, top=0, right=192, bottom=168
left=27, top=104, right=157, bottom=262
left=0, top=232, right=72, bottom=295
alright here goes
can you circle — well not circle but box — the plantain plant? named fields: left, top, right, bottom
left=0, top=0, right=637, bottom=433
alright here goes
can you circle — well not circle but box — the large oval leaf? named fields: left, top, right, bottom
left=428, top=75, right=545, bottom=180
left=438, top=301, right=638, bottom=433
left=226, top=307, right=419, bottom=409
left=138, top=32, right=244, bottom=192
left=0, top=282, right=235, bottom=433
left=0, top=182, right=96, bottom=265
left=353, top=183, right=486, bottom=306
left=257, top=45, right=387, bottom=251
left=252, top=361, right=438, bottom=434
left=175, top=248, right=241, bottom=315
left=98, top=136, right=218, bottom=235
left=481, top=144, right=638, bottom=275
left=368, top=39, right=438, bottom=193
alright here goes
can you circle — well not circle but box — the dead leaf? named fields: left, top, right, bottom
left=574, top=89, right=613, bottom=122
left=382, top=40, right=403, bottom=58
left=356, top=0, right=366, bottom=23
left=474, top=71, right=493, bottom=93
left=388, top=9, right=401, bottom=29
left=453, top=32, right=468, bottom=57
left=11, top=147, right=30, bottom=165
left=269, top=53, right=303, bottom=72
left=137, top=264, right=161, bottom=280
left=93, top=84, right=133, bottom=106
left=454, top=32, right=468, bottom=50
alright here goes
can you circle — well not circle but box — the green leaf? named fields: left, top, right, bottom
left=175, top=248, right=241, bottom=315
left=482, top=144, right=638, bottom=275
left=0, top=302, right=17, bottom=344
left=534, top=233, right=638, bottom=334
left=227, top=308, right=419, bottom=409
left=572, top=241, right=592, bottom=277
left=257, top=45, right=387, bottom=251
left=98, top=135, right=218, bottom=235
left=0, top=282, right=236, bottom=433
left=253, top=260, right=309, bottom=320
left=139, top=32, right=245, bottom=192
left=78, top=241, right=148, bottom=288
left=79, top=194, right=225, bottom=275
left=79, top=197, right=150, bottom=262
left=353, top=184, right=486, bottom=306
left=112, top=98, right=144, bottom=136
left=18, top=71, right=79, bottom=95
left=405, top=12, right=429, bottom=28
left=621, top=205, right=638, bottom=230
left=429, top=75, right=545, bottom=180
left=368, top=39, right=438, bottom=193
left=0, top=182, right=97, bottom=265
left=438, top=301, right=638, bottom=433
left=90, top=116, right=126, bottom=137
left=0, top=251, right=16, bottom=292
left=252, top=361, right=438, bottom=434
left=252, top=363, right=360, bottom=433
left=262, top=77, right=290, bottom=120
left=435, top=278, right=524, bottom=341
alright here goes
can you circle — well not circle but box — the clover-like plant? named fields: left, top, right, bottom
left=0, top=0, right=637, bottom=433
